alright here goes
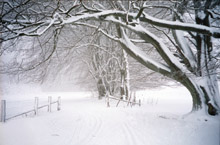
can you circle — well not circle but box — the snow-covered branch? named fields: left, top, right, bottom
left=60, top=10, right=220, bottom=38
left=2, top=2, right=220, bottom=43
left=118, top=27, right=172, bottom=75
left=104, top=16, right=185, bottom=72
left=75, top=19, right=172, bottom=76
left=172, top=29, right=197, bottom=72
left=139, top=12, right=220, bottom=38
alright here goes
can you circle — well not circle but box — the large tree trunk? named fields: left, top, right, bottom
left=193, top=0, right=220, bottom=115
left=97, top=78, right=106, bottom=99
left=171, top=0, right=220, bottom=115
left=179, top=75, right=220, bottom=115
left=123, top=50, right=130, bottom=100
left=120, top=50, right=130, bottom=100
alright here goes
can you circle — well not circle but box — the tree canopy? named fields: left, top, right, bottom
left=1, top=0, right=220, bottom=115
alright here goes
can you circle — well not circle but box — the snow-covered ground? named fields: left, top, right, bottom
left=0, top=84, right=220, bottom=145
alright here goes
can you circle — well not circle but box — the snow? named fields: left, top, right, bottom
left=0, top=84, right=220, bottom=145
left=197, top=11, right=206, bottom=20
left=60, top=10, right=220, bottom=38
left=173, top=29, right=197, bottom=69
left=131, top=24, right=186, bottom=71
left=140, top=12, right=220, bottom=38
left=118, top=26, right=172, bottom=74
left=103, top=16, right=187, bottom=73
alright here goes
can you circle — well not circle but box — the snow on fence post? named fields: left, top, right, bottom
left=34, top=97, right=39, bottom=115
left=48, top=96, right=52, bottom=112
left=57, top=96, right=61, bottom=111
left=139, top=99, right=141, bottom=106
left=1, top=100, right=6, bottom=122
left=127, top=92, right=132, bottom=107
left=133, top=92, right=136, bottom=103
left=107, top=94, right=110, bottom=107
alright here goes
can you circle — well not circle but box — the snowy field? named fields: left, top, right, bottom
left=0, top=84, right=220, bottom=145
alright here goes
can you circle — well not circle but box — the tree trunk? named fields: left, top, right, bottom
left=116, top=21, right=131, bottom=100
left=122, top=50, right=130, bottom=100
left=180, top=75, right=219, bottom=115
left=171, top=0, right=220, bottom=115
left=97, top=78, right=106, bottom=99
left=193, top=0, right=220, bottom=115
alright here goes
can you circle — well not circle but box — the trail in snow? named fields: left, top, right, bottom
left=0, top=85, right=220, bottom=145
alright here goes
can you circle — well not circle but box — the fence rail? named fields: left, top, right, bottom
left=0, top=96, right=61, bottom=122
left=107, top=96, right=141, bottom=107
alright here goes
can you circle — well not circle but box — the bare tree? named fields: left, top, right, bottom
left=83, top=27, right=132, bottom=100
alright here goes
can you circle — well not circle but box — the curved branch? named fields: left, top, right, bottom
left=74, top=21, right=172, bottom=76
left=60, top=10, right=220, bottom=38
left=140, top=12, right=220, bottom=38
left=117, top=27, right=172, bottom=76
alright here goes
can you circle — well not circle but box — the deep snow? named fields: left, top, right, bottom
left=0, top=84, right=219, bottom=145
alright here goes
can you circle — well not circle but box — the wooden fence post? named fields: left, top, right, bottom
left=57, top=97, right=61, bottom=111
left=34, top=97, right=39, bottom=115
left=107, top=94, right=110, bottom=107
left=1, top=100, right=6, bottom=122
left=48, top=96, right=52, bottom=112
left=139, top=99, right=141, bottom=106
left=127, top=93, right=132, bottom=107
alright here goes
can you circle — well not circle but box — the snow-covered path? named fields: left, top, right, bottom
left=0, top=92, right=220, bottom=145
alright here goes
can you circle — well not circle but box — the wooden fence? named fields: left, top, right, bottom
left=0, top=96, right=61, bottom=122
left=107, top=96, right=141, bottom=107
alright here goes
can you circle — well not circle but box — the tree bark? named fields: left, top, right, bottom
left=193, top=0, right=220, bottom=115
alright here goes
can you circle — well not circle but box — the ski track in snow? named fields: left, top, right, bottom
left=122, top=122, right=142, bottom=145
